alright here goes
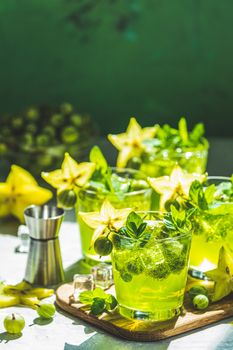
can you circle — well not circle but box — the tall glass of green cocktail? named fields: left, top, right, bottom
left=189, top=176, right=233, bottom=273
left=78, top=168, right=152, bottom=264
left=111, top=210, right=192, bottom=321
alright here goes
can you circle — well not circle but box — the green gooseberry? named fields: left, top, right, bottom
left=94, top=237, right=113, bottom=256
left=4, top=313, right=25, bottom=334
left=25, top=107, right=39, bottom=122
left=0, top=143, right=8, bottom=155
left=36, top=134, right=50, bottom=147
left=61, top=126, right=79, bottom=144
left=36, top=302, right=56, bottom=319
left=189, top=285, right=208, bottom=301
left=70, top=114, right=82, bottom=127
left=57, top=189, right=77, bottom=209
left=51, top=113, right=64, bottom=127
left=60, top=103, right=73, bottom=115
left=193, top=294, right=209, bottom=310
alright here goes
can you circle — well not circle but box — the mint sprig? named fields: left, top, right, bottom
left=125, top=212, right=147, bottom=239
left=188, top=180, right=215, bottom=210
left=79, top=288, right=118, bottom=315
left=163, top=205, right=195, bottom=236
left=89, top=146, right=114, bottom=193
left=150, top=117, right=207, bottom=151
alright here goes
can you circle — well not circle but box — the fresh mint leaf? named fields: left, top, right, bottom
left=79, top=290, right=94, bottom=305
left=125, top=212, right=148, bottom=238
left=89, top=146, right=108, bottom=173
left=150, top=118, right=207, bottom=151
left=189, top=180, right=202, bottom=205
left=204, top=184, right=216, bottom=204
left=104, top=168, right=115, bottom=193
left=188, top=180, right=209, bottom=210
left=163, top=206, right=193, bottom=235
left=128, top=221, right=138, bottom=233
left=197, top=190, right=208, bottom=210
left=126, top=212, right=143, bottom=235
left=118, top=227, right=128, bottom=236
left=178, top=117, right=188, bottom=144
left=79, top=288, right=118, bottom=315
left=138, top=222, right=147, bottom=234
left=93, top=287, right=107, bottom=299
left=189, top=123, right=204, bottom=143
left=171, top=205, right=185, bottom=223
left=105, top=294, right=118, bottom=311
left=90, top=298, right=106, bottom=315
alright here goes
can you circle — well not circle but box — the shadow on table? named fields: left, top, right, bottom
left=0, top=331, right=22, bottom=343
left=62, top=316, right=233, bottom=350
left=57, top=307, right=95, bottom=336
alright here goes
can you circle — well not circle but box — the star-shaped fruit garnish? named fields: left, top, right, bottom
left=41, top=152, right=95, bottom=192
left=78, top=199, right=131, bottom=244
left=0, top=165, right=52, bottom=222
left=108, top=117, right=158, bottom=168
left=0, top=280, right=54, bottom=308
left=205, top=246, right=233, bottom=302
left=148, top=165, right=206, bottom=210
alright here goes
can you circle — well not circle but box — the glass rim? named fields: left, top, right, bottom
left=112, top=210, right=192, bottom=243
left=79, top=167, right=151, bottom=197
left=207, top=176, right=231, bottom=181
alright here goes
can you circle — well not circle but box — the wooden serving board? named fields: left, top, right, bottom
left=56, top=283, right=233, bottom=342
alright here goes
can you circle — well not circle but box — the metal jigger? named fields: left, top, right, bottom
left=24, top=205, right=65, bottom=287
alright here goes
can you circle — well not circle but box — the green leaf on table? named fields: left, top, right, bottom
left=90, top=298, right=106, bottom=315
left=105, top=294, right=118, bottom=311
left=93, top=287, right=107, bottom=299
left=79, top=290, right=94, bottom=305
left=79, top=288, right=118, bottom=315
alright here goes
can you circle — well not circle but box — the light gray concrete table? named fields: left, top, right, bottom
left=1, top=220, right=233, bottom=350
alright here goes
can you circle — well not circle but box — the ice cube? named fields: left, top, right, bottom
left=73, top=274, right=94, bottom=302
left=91, top=263, right=113, bottom=289
left=15, top=225, right=30, bottom=253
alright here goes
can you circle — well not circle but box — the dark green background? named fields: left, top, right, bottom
left=0, top=0, right=233, bottom=136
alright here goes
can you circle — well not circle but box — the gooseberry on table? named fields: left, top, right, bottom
left=3, top=313, right=25, bottom=334
left=36, top=302, right=56, bottom=319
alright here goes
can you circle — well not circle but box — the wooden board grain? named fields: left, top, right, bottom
left=56, top=283, right=233, bottom=342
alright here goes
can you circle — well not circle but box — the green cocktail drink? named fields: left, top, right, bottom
left=139, top=145, right=208, bottom=177
left=108, top=117, right=208, bottom=177
left=77, top=168, right=152, bottom=263
left=111, top=211, right=192, bottom=321
left=189, top=177, right=233, bottom=273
